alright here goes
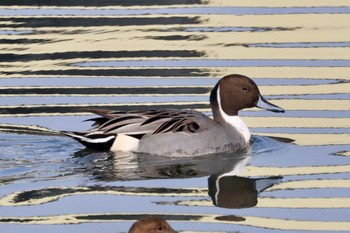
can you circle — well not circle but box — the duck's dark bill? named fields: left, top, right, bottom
left=255, top=95, right=285, bottom=113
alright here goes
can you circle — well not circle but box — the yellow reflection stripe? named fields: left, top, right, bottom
left=241, top=165, right=350, bottom=177
left=274, top=99, right=350, bottom=111
left=244, top=117, right=350, bottom=128
left=269, top=179, right=350, bottom=190
left=260, top=83, right=350, bottom=95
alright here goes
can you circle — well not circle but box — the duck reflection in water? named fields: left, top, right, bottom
left=75, top=143, right=282, bottom=209
left=74, top=147, right=251, bottom=181
left=208, top=173, right=282, bottom=209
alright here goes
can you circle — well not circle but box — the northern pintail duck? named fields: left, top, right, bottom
left=62, top=74, right=284, bottom=156
left=129, top=216, right=177, bottom=233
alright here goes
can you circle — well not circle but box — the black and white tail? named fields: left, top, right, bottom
left=61, top=131, right=116, bottom=150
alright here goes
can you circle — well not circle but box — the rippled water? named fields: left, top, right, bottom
left=0, top=1, right=349, bottom=232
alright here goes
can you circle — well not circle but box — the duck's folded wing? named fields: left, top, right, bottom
left=82, top=108, right=176, bottom=128
left=83, top=108, right=207, bottom=136
left=97, top=114, right=172, bottom=136
left=62, top=109, right=210, bottom=151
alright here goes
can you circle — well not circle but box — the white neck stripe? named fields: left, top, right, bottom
left=216, top=86, right=251, bottom=143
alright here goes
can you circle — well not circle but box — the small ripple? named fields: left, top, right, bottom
left=0, top=30, right=34, bottom=35
left=249, top=42, right=350, bottom=48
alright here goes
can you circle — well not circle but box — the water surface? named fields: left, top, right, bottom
left=0, top=1, right=349, bottom=232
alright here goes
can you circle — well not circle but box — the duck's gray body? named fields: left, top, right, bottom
left=62, top=74, right=284, bottom=156
left=137, top=111, right=246, bottom=156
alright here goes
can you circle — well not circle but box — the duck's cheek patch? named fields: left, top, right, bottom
left=111, top=133, right=140, bottom=152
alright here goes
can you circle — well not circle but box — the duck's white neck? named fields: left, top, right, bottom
left=216, top=86, right=251, bottom=143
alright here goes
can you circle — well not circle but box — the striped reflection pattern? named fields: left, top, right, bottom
left=0, top=0, right=349, bottom=233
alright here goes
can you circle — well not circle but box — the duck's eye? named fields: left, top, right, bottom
left=242, top=86, right=248, bottom=91
left=156, top=225, right=164, bottom=232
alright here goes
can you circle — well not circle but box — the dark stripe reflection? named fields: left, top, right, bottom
left=0, top=0, right=205, bottom=7
left=1, top=103, right=209, bottom=115
left=76, top=214, right=203, bottom=222
left=0, top=17, right=201, bottom=27
left=145, top=35, right=207, bottom=41
left=0, top=39, right=49, bottom=44
left=0, top=50, right=204, bottom=62
left=4, top=68, right=209, bottom=77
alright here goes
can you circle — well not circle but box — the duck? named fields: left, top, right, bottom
left=128, top=216, right=177, bottom=233
left=62, top=74, right=284, bottom=156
